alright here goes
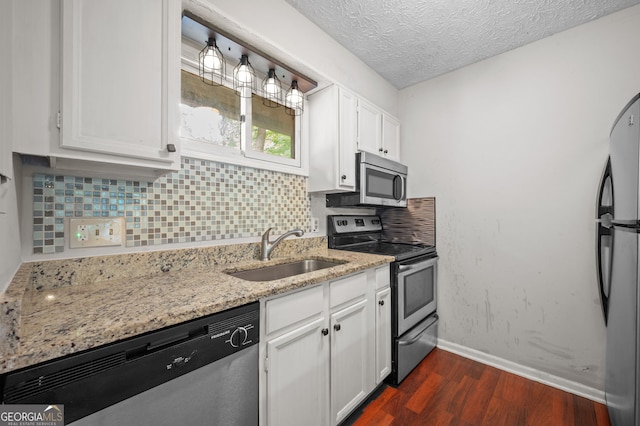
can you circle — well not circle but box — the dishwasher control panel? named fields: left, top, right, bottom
left=208, top=307, right=260, bottom=352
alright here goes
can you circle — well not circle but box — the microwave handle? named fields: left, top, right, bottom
left=400, top=175, right=406, bottom=200
left=393, top=175, right=406, bottom=201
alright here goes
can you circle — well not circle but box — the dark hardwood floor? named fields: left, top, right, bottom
left=350, top=348, right=611, bottom=426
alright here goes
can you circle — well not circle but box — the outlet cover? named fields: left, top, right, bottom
left=69, top=218, right=125, bottom=248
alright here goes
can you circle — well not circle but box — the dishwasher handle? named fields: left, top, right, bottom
left=147, top=331, right=191, bottom=351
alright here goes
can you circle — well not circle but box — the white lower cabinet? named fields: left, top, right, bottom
left=375, top=287, right=392, bottom=384
left=260, top=265, right=391, bottom=426
left=266, top=317, right=329, bottom=426
left=330, top=299, right=369, bottom=425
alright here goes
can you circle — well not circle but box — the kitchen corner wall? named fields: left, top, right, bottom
left=400, top=4, right=640, bottom=392
left=28, top=157, right=311, bottom=256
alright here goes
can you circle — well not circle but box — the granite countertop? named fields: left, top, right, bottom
left=0, top=237, right=392, bottom=374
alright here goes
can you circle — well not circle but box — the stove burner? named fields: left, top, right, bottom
left=327, top=214, right=436, bottom=261
left=337, top=242, right=436, bottom=261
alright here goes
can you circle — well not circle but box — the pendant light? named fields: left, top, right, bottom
left=285, top=80, right=303, bottom=116
left=233, top=54, right=256, bottom=98
left=262, top=69, right=282, bottom=108
left=198, top=38, right=225, bottom=86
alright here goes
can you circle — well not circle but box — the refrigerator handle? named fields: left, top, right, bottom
left=595, top=157, right=613, bottom=325
left=596, top=157, right=614, bottom=219
left=596, top=223, right=612, bottom=325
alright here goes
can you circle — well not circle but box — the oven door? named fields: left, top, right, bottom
left=394, top=255, right=438, bottom=337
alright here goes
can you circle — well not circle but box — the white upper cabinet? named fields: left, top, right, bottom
left=357, top=98, right=400, bottom=162
left=11, top=0, right=181, bottom=175
left=356, top=98, right=382, bottom=157
left=59, top=0, right=180, bottom=171
left=0, top=0, right=12, bottom=186
left=381, top=113, right=400, bottom=161
left=308, top=84, right=401, bottom=192
left=308, top=85, right=358, bottom=192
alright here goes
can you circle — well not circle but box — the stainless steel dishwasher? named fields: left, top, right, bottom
left=1, top=302, right=259, bottom=425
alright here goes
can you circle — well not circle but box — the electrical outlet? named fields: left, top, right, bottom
left=69, top=218, right=125, bottom=248
left=311, top=217, right=320, bottom=233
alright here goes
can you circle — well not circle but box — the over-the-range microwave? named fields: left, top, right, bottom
left=326, top=152, right=408, bottom=208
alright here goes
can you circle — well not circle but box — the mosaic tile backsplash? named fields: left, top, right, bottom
left=32, top=158, right=312, bottom=254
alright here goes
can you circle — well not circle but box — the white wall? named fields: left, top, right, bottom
left=400, top=5, right=640, bottom=391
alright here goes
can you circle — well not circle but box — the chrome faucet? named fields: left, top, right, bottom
left=261, top=228, right=304, bottom=261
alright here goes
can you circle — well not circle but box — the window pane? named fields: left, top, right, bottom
left=180, top=70, right=240, bottom=148
left=251, top=95, right=295, bottom=160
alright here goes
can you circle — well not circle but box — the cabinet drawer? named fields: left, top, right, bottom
left=375, top=265, right=390, bottom=290
left=330, top=273, right=367, bottom=309
left=266, top=285, right=324, bottom=335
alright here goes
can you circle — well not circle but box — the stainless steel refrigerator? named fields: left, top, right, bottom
left=597, top=93, right=640, bottom=425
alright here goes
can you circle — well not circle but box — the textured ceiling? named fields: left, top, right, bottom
left=286, top=0, right=640, bottom=89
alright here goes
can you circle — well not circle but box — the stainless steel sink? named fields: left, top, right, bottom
left=227, top=259, right=343, bottom=282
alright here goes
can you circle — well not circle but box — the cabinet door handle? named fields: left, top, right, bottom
left=334, top=324, right=341, bottom=332
left=378, top=147, right=384, bottom=152
left=384, top=149, right=388, bottom=154
left=321, top=328, right=329, bottom=336
left=341, top=175, right=347, bottom=180
left=166, top=143, right=176, bottom=153
left=378, top=300, right=385, bottom=306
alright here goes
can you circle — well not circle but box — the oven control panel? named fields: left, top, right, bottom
left=328, top=215, right=383, bottom=234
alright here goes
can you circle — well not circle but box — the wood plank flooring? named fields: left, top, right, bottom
left=349, top=348, right=610, bottom=426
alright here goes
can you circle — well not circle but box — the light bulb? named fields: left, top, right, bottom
left=236, top=65, right=253, bottom=85
left=286, top=87, right=303, bottom=108
left=264, top=78, right=280, bottom=96
left=202, top=47, right=222, bottom=71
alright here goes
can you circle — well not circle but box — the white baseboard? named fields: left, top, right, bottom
left=437, top=339, right=606, bottom=404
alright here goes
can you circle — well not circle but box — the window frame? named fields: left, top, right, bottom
left=179, top=37, right=307, bottom=175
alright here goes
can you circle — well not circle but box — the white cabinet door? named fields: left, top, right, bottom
left=308, top=85, right=358, bottom=192
left=330, top=299, right=369, bottom=425
left=0, top=0, right=12, bottom=188
left=357, top=98, right=382, bottom=156
left=381, top=114, right=400, bottom=161
left=375, top=287, right=392, bottom=384
left=266, top=317, right=329, bottom=426
left=338, top=88, right=358, bottom=189
left=60, top=0, right=180, bottom=169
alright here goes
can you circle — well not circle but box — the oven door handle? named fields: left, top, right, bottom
left=397, top=257, right=438, bottom=273
left=397, top=264, right=414, bottom=273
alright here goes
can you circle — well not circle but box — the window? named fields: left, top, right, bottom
left=179, top=38, right=303, bottom=173
left=245, top=91, right=298, bottom=165
left=181, top=70, right=241, bottom=151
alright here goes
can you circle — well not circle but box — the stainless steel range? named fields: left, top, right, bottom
left=327, top=215, right=439, bottom=385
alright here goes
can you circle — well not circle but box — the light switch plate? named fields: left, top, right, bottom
left=69, top=218, right=125, bottom=248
